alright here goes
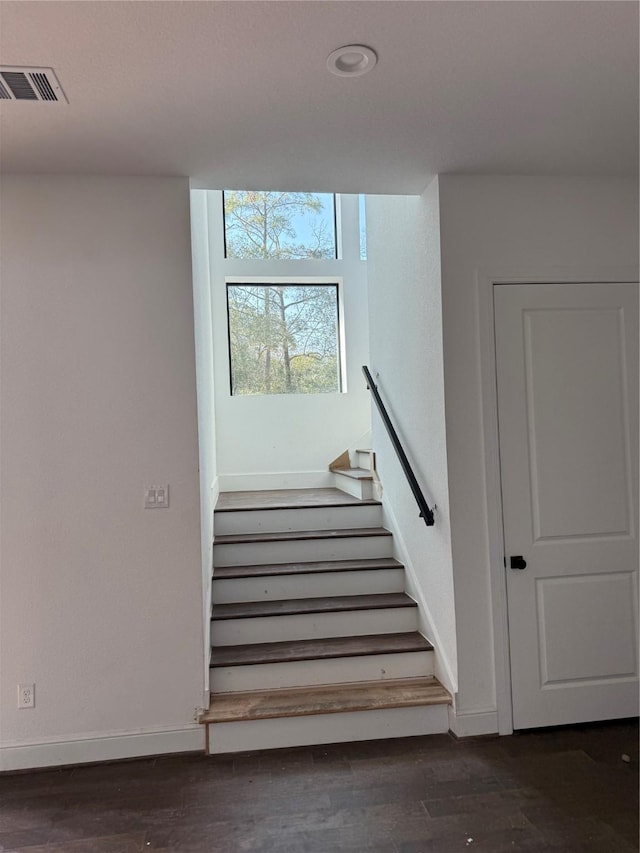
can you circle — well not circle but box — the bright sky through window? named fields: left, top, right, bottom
left=224, top=191, right=336, bottom=260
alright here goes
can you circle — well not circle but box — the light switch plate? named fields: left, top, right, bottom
left=145, top=485, right=169, bottom=508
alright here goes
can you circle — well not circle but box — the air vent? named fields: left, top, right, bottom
left=0, top=67, right=67, bottom=103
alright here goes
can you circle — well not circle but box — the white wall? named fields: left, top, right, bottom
left=0, top=175, right=204, bottom=768
left=438, top=175, right=640, bottom=723
left=365, top=180, right=458, bottom=696
left=206, top=193, right=371, bottom=491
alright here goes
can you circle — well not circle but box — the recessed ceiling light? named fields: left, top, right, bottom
left=326, top=45, right=377, bottom=77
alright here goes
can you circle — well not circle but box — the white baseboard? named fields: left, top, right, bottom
left=218, top=471, right=334, bottom=492
left=0, top=725, right=205, bottom=772
left=448, top=706, right=498, bottom=738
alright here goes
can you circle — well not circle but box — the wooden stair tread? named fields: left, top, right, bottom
left=332, top=467, right=374, bottom=480
left=211, top=632, right=432, bottom=667
left=215, top=488, right=379, bottom=512
left=200, top=677, right=451, bottom=723
left=213, top=557, right=403, bottom=580
left=213, top=593, right=416, bottom=621
left=214, top=527, right=391, bottom=545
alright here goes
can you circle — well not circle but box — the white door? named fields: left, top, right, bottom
left=495, top=282, right=639, bottom=730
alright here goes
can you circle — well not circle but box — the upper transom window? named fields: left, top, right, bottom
left=223, top=191, right=337, bottom=260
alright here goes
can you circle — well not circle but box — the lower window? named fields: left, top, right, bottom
left=227, top=283, right=342, bottom=396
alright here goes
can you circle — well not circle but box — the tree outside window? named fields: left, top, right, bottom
left=223, top=191, right=336, bottom=260
left=227, top=284, right=340, bottom=396
left=223, top=190, right=342, bottom=396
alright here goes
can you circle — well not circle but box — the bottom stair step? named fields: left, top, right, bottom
left=201, top=677, right=451, bottom=723
left=201, top=678, right=452, bottom=754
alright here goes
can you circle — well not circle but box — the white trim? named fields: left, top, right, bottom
left=381, top=494, right=457, bottom=699
left=224, top=275, right=348, bottom=394
left=476, top=264, right=640, bottom=736
left=334, top=192, right=344, bottom=260
left=191, top=189, right=218, bottom=702
left=218, top=470, right=334, bottom=492
left=0, top=725, right=204, bottom=772
left=224, top=275, right=344, bottom=285
left=448, top=706, right=498, bottom=739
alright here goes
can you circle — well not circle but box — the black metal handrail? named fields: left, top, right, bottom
left=362, top=366, right=435, bottom=527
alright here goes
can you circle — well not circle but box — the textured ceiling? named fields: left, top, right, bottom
left=0, top=1, right=637, bottom=193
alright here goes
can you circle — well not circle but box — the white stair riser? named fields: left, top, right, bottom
left=206, top=703, right=449, bottom=754
left=214, top=504, right=382, bottom=536
left=333, top=473, right=374, bottom=500
left=211, top=649, right=433, bottom=692
left=212, top=567, right=405, bottom=603
left=356, top=450, right=373, bottom=470
left=211, top=606, right=418, bottom=646
left=214, top=535, right=392, bottom=567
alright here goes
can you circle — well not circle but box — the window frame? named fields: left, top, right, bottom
left=224, top=275, right=346, bottom=397
left=222, top=191, right=339, bottom=261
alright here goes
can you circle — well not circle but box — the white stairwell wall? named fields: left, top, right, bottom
left=365, top=183, right=458, bottom=705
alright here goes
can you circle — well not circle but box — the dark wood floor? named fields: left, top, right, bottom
left=1, top=720, right=637, bottom=852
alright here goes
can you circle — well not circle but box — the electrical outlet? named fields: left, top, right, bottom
left=18, top=683, right=35, bottom=709
left=144, top=485, right=169, bottom=509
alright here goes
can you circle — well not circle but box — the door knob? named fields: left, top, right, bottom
left=510, top=555, right=527, bottom=570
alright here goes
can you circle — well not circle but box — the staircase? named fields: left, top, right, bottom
left=200, top=454, right=451, bottom=754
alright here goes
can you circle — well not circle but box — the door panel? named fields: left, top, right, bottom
left=536, top=572, right=637, bottom=684
left=495, top=282, right=638, bottom=729
left=523, top=307, right=632, bottom=540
